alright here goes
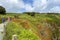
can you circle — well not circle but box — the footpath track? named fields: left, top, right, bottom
left=0, top=22, right=8, bottom=40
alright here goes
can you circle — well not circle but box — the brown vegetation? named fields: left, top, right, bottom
left=12, top=18, right=30, bottom=29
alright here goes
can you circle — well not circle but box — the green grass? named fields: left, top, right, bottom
left=3, top=21, right=41, bottom=40
left=0, top=13, right=60, bottom=40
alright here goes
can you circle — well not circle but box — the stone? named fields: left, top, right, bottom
left=12, top=35, right=18, bottom=40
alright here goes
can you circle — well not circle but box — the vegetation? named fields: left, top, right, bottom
left=23, top=12, right=35, bottom=16
left=0, top=6, right=6, bottom=15
left=3, top=22, right=40, bottom=40
left=0, top=18, right=2, bottom=23
left=0, top=13, right=60, bottom=40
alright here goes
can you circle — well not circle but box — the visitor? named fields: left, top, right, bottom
left=2, top=17, right=5, bottom=23
left=8, top=17, right=11, bottom=22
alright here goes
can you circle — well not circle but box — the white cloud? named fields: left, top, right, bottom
left=0, top=0, right=25, bottom=12
left=6, top=0, right=25, bottom=8
left=25, top=4, right=34, bottom=12
left=41, top=0, right=47, bottom=5
left=54, top=0, right=60, bottom=2
left=22, top=0, right=47, bottom=12
left=49, top=6, right=60, bottom=13
left=15, top=1, right=25, bottom=8
left=7, top=0, right=19, bottom=3
left=33, top=0, right=47, bottom=12
left=0, top=0, right=60, bottom=13
left=33, top=0, right=41, bottom=8
left=47, top=0, right=60, bottom=4
left=0, top=0, right=32, bottom=12
left=0, top=3, right=3, bottom=6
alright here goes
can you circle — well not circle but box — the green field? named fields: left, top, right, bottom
left=0, top=13, right=60, bottom=40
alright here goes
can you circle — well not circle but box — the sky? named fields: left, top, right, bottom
left=0, top=0, right=60, bottom=13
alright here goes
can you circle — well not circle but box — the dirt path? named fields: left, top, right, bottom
left=0, top=22, right=8, bottom=40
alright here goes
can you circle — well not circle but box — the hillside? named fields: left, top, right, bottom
left=0, top=13, right=60, bottom=40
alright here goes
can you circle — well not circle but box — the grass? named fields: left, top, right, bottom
left=0, top=13, right=60, bottom=40
left=3, top=21, right=41, bottom=40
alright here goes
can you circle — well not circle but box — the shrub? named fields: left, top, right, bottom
left=0, top=6, right=6, bottom=15
left=0, top=17, right=2, bottom=23
left=23, top=12, right=35, bottom=16
left=0, top=19, right=2, bottom=23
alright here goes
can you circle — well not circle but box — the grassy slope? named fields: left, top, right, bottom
left=0, top=13, right=60, bottom=40
left=3, top=21, right=40, bottom=40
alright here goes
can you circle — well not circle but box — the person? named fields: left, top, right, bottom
left=8, top=17, right=11, bottom=22
left=2, top=17, right=5, bottom=23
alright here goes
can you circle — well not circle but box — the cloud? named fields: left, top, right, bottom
left=33, top=0, right=47, bottom=12
left=47, top=0, right=60, bottom=5
left=49, top=6, right=60, bottom=13
left=25, top=4, right=34, bottom=12
left=0, top=0, right=34, bottom=12
left=0, top=0, right=25, bottom=12
left=7, top=0, right=18, bottom=3
left=0, top=0, right=60, bottom=13
left=0, top=3, right=3, bottom=6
